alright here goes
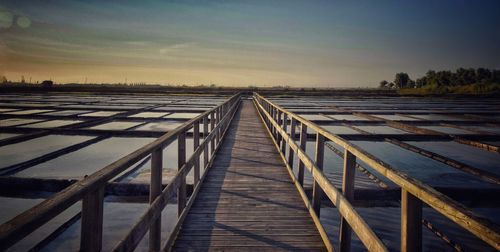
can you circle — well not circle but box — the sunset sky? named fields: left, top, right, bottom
left=0, top=0, right=499, bottom=87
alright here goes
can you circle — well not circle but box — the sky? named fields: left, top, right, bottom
left=0, top=0, right=499, bottom=87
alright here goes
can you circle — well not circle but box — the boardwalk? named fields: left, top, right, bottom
left=172, top=100, right=326, bottom=251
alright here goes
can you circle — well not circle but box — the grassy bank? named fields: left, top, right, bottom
left=399, top=83, right=500, bottom=96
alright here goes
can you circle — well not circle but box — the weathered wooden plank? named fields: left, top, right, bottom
left=339, top=150, right=356, bottom=252
left=81, top=186, right=104, bottom=252
left=298, top=123, right=307, bottom=186
left=171, top=100, right=326, bottom=251
left=401, top=189, right=422, bottom=252
left=176, top=132, right=187, bottom=216
left=193, top=120, right=200, bottom=185
left=149, top=148, right=162, bottom=251
left=312, top=133, right=324, bottom=216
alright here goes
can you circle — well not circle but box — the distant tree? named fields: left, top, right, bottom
left=387, top=67, right=498, bottom=90
left=379, top=80, right=388, bottom=88
left=0, top=75, right=7, bottom=83
left=388, top=82, right=395, bottom=89
left=408, top=79, right=416, bottom=88
left=476, top=68, right=492, bottom=82
left=416, top=77, right=427, bottom=88
left=435, top=71, right=452, bottom=86
left=41, top=80, right=53, bottom=88
left=394, top=72, right=410, bottom=88
left=492, top=69, right=500, bottom=83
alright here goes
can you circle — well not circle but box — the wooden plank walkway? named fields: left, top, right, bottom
left=172, top=100, right=326, bottom=251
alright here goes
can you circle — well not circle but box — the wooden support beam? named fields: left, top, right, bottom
left=149, top=148, right=162, bottom=251
left=281, top=113, right=288, bottom=154
left=288, top=118, right=296, bottom=170
left=203, top=116, right=209, bottom=169
left=312, top=133, right=324, bottom=216
left=80, top=186, right=104, bottom=252
left=277, top=111, right=283, bottom=147
left=177, top=131, right=187, bottom=216
left=216, top=107, right=221, bottom=144
left=401, top=189, right=422, bottom=252
left=340, top=150, right=356, bottom=252
left=298, top=123, right=307, bottom=186
left=210, top=111, right=215, bottom=155
left=193, top=120, right=200, bottom=185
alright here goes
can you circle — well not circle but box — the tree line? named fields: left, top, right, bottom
left=380, top=68, right=500, bottom=89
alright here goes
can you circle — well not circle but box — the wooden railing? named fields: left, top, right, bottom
left=253, top=93, right=500, bottom=252
left=0, top=93, right=241, bottom=251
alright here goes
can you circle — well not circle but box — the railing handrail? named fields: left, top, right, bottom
left=0, top=93, right=241, bottom=250
left=254, top=92, right=500, bottom=250
left=113, top=95, right=242, bottom=251
left=253, top=95, right=387, bottom=251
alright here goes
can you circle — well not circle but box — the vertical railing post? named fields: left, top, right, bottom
left=401, top=189, right=422, bottom=252
left=149, top=148, right=162, bottom=251
left=312, top=133, right=324, bottom=216
left=203, top=115, right=209, bottom=169
left=339, top=150, right=356, bottom=252
left=193, top=120, right=200, bottom=185
left=272, top=108, right=276, bottom=137
left=81, top=186, right=104, bottom=251
left=287, top=118, right=296, bottom=169
left=210, top=111, right=215, bottom=155
left=281, top=113, right=287, bottom=154
left=216, top=107, right=221, bottom=144
left=277, top=111, right=282, bottom=144
left=266, top=103, right=271, bottom=128
left=298, top=123, right=307, bottom=186
left=268, top=107, right=272, bottom=129
left=177, top=130, right=186, bottom=216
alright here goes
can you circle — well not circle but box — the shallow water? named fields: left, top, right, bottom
left=297, top=114, right=332, bottom=120
left=21, top=120, right=84, bottom=128
left=80, top=111, right=122, bottom=117
left=90, top=121, right=143, bottom=130
left=5, top=109, right=54, bottom=115
left=0, top=133, right=19, bottom=140
left=0, top=118, right=43, bottom=127
left=408, top=114, right=472, bottom=121
left=0, top=135, right=94, bottom=169
left=407, top=141, right=500, bottom=176
left=320, top=206, right=498, bottom=251
left=43, top=110, right=92, bottom=116
left=371, top=114, right=420, bottom=121
left=354, top=125, right=408, bottom=134
left=350, top=141, right=495, bottom=189
left=134, top=121, right=184, bottom=132
left=0, top=108, right=19, bottom=113
left=43, top=202, right=178, bottom=251
left=328, top=114, right=367, bottom=121
left=321, top=125, right=361, bottom=134
left=2, top=198, right=81, bottom=252
left=463, top=126, right=500, bottom=134
left=13, top=137, right=154, bottom=179
left=163, top=112, right=201, bottom=119
left=128, top=112, right=169, bottom=118
left=419, top=126, right=475, bottom=134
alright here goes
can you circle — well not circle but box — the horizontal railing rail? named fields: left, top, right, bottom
left=253, top=95, right=387, bottom=252
left=253, top=93, right=500, bottom=251
left=114, top=94, right=241, bottom=252
left=0, top=93, right=241, bottom=251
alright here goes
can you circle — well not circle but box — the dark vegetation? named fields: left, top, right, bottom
left=0, top=77, right=397, bottom=96
left=380, top=68, right=500, bottom=95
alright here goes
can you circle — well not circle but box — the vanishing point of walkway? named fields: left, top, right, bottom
left=172, top=100, right=326, bottom=251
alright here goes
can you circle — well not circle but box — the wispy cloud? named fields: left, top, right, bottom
left=159, top=42, right=196, bottom=55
